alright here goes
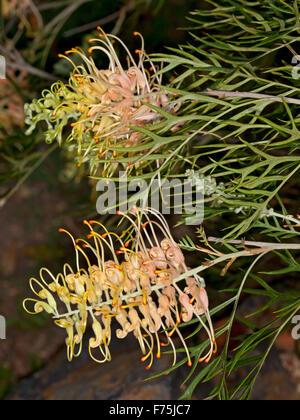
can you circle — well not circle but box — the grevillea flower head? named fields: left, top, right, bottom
left=25, top=29, right=176, bottom=177
left=24, top=208, right=216, bottom=369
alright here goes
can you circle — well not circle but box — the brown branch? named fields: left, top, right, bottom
left=44, top=0, right=89, bottom=34
left=63, top=10, right=121, bottom=37
left=6, top=61, right=58, bottom=82
left=199, top=89, right=300, bottom=106
left=208, top=237, right=300, bottom=250
left=63, top=3, right=132, bottom=38
left=0, top=45, right=58, bottom=82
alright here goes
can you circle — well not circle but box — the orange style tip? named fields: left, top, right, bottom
left=212, top=338, right=216, bottom=343
left=116, top=211, right=121, bottom=216
left=58, top=54, right=64, bottom=58
left=58, top=228, right=64, bottom=232
left=142, top=224, right=147, bottom=229
left=133, top=31, right=139, bottom=36
left=164, top=372, right=169, bottom=376
left=89, top=220, right=94, bottom=224
left=88, top=48, right=93, bottom=55
left=77, top=163, right=81, bottom=168
left=205, top=359, right=210, bottom=364
left=88, top=39, right=93, bottom=43
left=52, top=113, right=56, bottom=117
left=188, top=361, right=192, bottom=367
left=156, top=354, right=161, bottom=359
left=146, top=366, right=151, bottom=371
left=82, top=244, right=87, bottom=248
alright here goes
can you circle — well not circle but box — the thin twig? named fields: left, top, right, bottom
left=44, top=0, right=90, bottom=33
left=28, top=0, right=44, bottom=29
left=63, top=10, right=121, bottom=37
left=0, top=45, right=59, bottom=81
left=208, top=237, right=300, bottom=250
left=38, top=1, right=74, bottom=11
left=270, top=211, right=300, bottom=226
left=6, top=61, right=58, bottom=82
left=111, top=6, right=128, bottom=35
left=283, top=43, right=300, bottom=62
left=199, top=89, right=300, bottom=106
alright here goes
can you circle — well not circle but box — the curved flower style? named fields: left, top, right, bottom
left=24, top=209, right=216, bottom=369
left=25, top=29, right=175, bottom=177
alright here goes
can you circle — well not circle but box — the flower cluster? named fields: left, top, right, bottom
left=25, top=28, right=175, bottom=177
left=24, top=208, right=216, bottom=370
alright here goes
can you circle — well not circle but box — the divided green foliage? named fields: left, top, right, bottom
left=140, top=0, right=300, bottom=238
